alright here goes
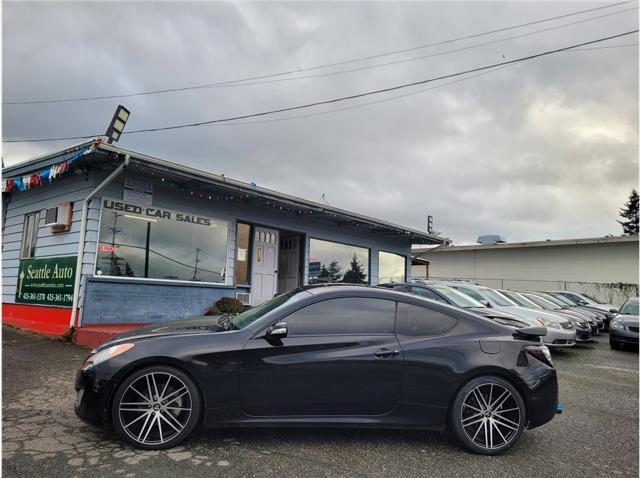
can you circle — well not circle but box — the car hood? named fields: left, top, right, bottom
left=493, top=305, right=567, bottom=324
left=468, top=307, right=520, bottom=320
left=584, top=303, right=618, bottom=313
left=97, top=316, right=231, bottom=350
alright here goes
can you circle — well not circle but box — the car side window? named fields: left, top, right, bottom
left=410, top=287, right=445, bottom=302
left=284, top=298, right=396, bottom=336
left=395, top=302, right=457, bottom=337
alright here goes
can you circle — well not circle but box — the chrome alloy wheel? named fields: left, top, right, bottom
left=460, top=383, right=522, bottom=451
left=118, top=372, right=192, bottom=446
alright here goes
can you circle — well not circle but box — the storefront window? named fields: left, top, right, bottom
left=234, top=223, right=251, bottom=285
left=96, top=199, right=229, bottom=283
left=378, top=251, right=406, bottom=283
left=308, top=238, right=369, bottom=284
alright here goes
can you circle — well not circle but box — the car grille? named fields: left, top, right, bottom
left=560, top=322, right=573, bottom=330
left=629, top=326, right=639, bottom=333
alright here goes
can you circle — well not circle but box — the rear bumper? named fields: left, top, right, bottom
left=524, top=369, right=559, bottom=429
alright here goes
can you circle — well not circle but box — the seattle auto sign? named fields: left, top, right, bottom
left=15, top=256, right=77, bottom=307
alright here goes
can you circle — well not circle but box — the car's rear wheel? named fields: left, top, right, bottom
left=449, top=375, right=526, bottom=455
left=111, top=365, right=201, bottom=449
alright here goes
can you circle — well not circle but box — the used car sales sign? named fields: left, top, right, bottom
left=15, top=256, right=77, bottom=307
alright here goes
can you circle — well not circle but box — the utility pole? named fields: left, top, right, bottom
left=192, top=248, right=201, bottom=281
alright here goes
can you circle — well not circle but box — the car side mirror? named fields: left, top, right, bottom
left=266, top=322, right=288, bottom=339
left=483, top=300, right=492, bottom=308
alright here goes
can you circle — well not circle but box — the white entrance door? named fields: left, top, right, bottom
left=250, top=227, right=279, bottom=306
left=278, top=236, right=300, bottom=293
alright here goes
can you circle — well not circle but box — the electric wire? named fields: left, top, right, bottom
left=3, top=1, right=634, bottom=105
left=3, top=30, right=637, bottom=143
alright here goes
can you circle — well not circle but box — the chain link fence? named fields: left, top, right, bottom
left=413, top=276, right=639, bottom=306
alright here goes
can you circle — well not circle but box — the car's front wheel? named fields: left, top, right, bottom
left=111, top=365, right=202, bottom=449
left=449, top=375, right=526, bottom=455
left=610, top=338, right=621, bottom=350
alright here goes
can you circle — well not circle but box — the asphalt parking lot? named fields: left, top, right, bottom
left=2, top=325, right=638, bottom=478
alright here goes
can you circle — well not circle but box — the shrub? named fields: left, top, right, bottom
left=204, top=297, right=245, bottom=315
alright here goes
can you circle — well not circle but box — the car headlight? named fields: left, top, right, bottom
left=610, top=320, right=625, bottom=331
left=82, top=343, right=134, bottom=370
left=537, top=319, right=561, bottom=329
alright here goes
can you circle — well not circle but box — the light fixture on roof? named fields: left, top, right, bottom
left=105, top=105, right=131, bottom=144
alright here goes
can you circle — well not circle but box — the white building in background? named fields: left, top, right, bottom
left=413, top=235, right=639, bottom=306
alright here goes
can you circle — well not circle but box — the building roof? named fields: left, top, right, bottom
left=413, top=235, right=639, bottom=256
left=3, top=140, right=448, bottom=245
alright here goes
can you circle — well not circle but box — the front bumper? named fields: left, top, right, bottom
left=74, top=368, right=115, bottom=428
left=543, top=328, right=576, bottom=348
left=575, top=328, right=592, bottom=342
left=609, top=328, right=639, bottom=345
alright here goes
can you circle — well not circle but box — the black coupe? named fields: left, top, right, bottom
left=75, top=285, right=559, bottom=455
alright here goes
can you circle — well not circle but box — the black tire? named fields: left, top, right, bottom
left=449, top=375, right=526, bottom=456
left=111, top=365, right=202, bottom=450
left=610, top=338, right=621, bottom=350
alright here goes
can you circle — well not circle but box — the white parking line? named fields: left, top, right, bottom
left=593, top=365, right=639, bottom=374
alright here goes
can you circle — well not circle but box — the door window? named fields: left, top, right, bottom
left=396, top=302, right=457, bottom=337
left=284, top=298, right=395, bottom=335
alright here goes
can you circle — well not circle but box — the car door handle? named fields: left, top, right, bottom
left=374, top=348, right=400, bottom=359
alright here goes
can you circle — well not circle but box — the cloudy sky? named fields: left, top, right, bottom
left=3, top=1, right=638, bottom=244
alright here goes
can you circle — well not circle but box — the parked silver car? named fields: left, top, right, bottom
left=548, top=291, right=616, bottom=329
left=434, top=282, right=577, bottom=348
left=501, top=290, right=593, bottom=342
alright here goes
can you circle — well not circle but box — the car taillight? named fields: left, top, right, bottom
left=524, top=344, right=553, bottom=367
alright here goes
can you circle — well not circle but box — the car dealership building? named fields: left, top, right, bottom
left=2, top=140, right=445, bottom=346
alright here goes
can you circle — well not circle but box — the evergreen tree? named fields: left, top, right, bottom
left=327, top=260, right=343, bottom=283
left=618, top=189, right=639, bottom=235
left=342, top=254, right=367, bottom=284
left=318, top=264, right=330, bottom=279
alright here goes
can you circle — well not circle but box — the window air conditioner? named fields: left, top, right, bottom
left=44, top=203, right=72, bottom=231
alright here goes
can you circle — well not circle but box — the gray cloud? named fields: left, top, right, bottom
left=3, top=1, right=638, bottom=243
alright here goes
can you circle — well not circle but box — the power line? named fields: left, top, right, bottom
left=216, top=6, right=637, bottom=88
left=172, top=40, right=640, bottom=128
left=3, top=1, right=633, bottom=105
left=4, top=30, right=637, bottom=144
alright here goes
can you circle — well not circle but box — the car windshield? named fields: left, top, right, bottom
left=548, top=293, right=576, bottom=307
left=432, top=286, right=485, bottom=308
left=620, top=299, right=639, bottom=315
left=499, top=290, right=538, bottom=308
left=525, top=294, right=562, bottom=310
left=230, top=290, right=308, bottom=329
left=579, top=293, right=605, bottom=304
left=482, top=288, right=517, bottom=306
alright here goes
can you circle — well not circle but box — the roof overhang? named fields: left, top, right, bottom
left=2, top=140, right=448, bottom=245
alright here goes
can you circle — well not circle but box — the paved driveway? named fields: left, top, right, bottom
left=2, top=325, right=638, bottom=477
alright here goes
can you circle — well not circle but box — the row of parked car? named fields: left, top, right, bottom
left=379, top=281, right=639, bottom=350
